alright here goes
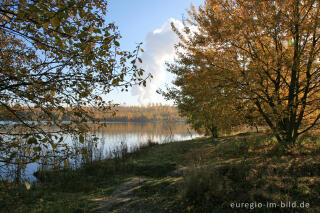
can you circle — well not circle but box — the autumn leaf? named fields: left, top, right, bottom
left=43, top=22, right=49, bottom=29
left=50, top=17, right=60, bottom=28
left=24, top=181, right=31, bottom=190
left=64, top=159, right=69, bottom=167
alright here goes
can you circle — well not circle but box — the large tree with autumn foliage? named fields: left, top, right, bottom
left=160, top=54, right=243, bottom=137
left=0, top=0, right=148, bottom=173
left=171, top=0, right=320, bottom=146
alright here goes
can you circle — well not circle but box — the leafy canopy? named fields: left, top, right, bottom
left=0, top=0, right=149, bottom=170
left=167, top=0, right=320, bottom=145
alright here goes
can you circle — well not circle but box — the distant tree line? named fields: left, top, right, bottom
left=93, top=104, right=183, bottom=122
left=0, top=104, right=184, bottom=122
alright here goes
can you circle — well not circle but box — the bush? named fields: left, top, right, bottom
left=182, top=163, right=251, bottom=211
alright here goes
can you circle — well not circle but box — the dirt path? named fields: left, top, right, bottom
left=92, top=177, right=146, bottom=213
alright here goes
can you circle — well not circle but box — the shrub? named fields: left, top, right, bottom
left=182, top=163, right=251, bottom=211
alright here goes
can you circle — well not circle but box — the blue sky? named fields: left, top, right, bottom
left=106, top=0, right=204, bottom=106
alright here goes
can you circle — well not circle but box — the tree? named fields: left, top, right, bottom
left=160, top=52, right=242, bottom=138
left=0, top=0, right=148, bottom=176
left=172, top=0, right=320, bottom=146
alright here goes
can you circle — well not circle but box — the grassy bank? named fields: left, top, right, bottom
left=1, top=133, right=320, bottom=212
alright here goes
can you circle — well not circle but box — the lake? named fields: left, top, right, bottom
left=3, top=122, right=199, bottom=182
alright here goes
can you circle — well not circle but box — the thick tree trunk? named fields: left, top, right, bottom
left=277, top=117, right=298, bottom=147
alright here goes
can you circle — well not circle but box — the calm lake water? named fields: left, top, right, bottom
left=14, top=122, right=199, bottom=181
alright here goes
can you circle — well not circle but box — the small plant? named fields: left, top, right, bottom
left=110, top=141, right=128, bottom=160
left=146, top=139, right=157, bottom=147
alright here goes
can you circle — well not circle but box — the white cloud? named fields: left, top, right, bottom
left=131, top=18, right=184, bottom=105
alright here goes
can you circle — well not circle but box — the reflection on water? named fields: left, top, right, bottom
left=10, top=122, right=198, bottom=181
left=93, top=122, right=196, bottom=149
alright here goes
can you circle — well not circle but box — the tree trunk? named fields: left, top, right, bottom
left=210, top=126, right=218, bottom=138
left=15, top=163, right=21, bottom=184
left=277, top=117, right=298, bottom=147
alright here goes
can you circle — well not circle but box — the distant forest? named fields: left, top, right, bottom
left=94, top=104, right=183, bottom=122
left=0, top=104, right=184, bottom=122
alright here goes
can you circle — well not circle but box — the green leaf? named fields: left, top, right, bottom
left=27, top=137, right=38, bottom=145
left=289, top=39, right=296, bottom=46
left=114, top=40, right=120, bottom=47
left=33, top=147, right=41, bottom=152
left=79, top=135, right=85, bottom=143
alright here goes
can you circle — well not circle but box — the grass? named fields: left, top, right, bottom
left=1, top=133, right=320, bottom=212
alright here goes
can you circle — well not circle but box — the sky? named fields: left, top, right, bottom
left=106, top=0, right=204, bottom=106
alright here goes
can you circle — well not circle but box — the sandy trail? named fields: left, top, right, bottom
left=92, top=177, right=146, bottom=213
